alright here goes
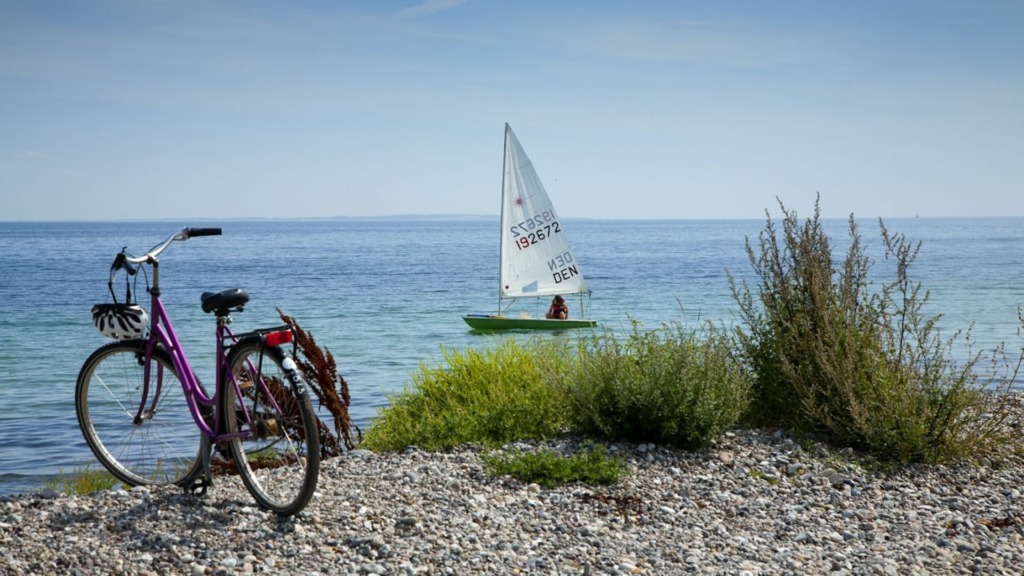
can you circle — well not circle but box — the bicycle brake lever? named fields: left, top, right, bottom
left=113, top=252, right=138, bottom=276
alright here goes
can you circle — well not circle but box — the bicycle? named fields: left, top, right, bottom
left=75, top=227, right=320, bottom=516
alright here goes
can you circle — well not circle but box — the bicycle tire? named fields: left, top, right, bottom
left=224, top=338, right=320, bottom=516
left=76, top=340, right=202, bottom=487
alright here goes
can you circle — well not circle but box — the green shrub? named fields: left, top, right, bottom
left=730, top=196, right=1020, bottom=463
left=362, top=338, right=571, bottom=451
left=484, top=443, right=624, bottom=488
left=560, top=321, right=751, bottom=450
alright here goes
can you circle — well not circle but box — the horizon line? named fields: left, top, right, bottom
left=2, top=213, right=1022, bottom=224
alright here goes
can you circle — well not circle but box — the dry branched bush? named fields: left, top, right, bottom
left=730, top=195, right=1021, bottom=464
left=278, top=309, right=361, bottom=456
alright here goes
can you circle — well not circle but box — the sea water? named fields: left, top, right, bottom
left=1, top=217, right=1021, bottom=495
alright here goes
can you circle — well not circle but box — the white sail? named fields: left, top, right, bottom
left=498, top=124, right=589, bottom=299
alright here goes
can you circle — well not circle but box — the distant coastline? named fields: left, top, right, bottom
left=5, top=214, right=1022, bottom=225
left=0, top=214, right=494, bottom=224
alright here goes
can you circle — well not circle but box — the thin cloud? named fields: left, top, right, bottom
left=392, top=0, right=469, bottom=19
left=561, top=18, right=832, bottom=68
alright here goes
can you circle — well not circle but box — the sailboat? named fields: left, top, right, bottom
left=462, top=124, right=597, bottom=331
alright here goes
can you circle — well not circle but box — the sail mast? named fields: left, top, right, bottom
left=496, top=123, right=511, bottom=315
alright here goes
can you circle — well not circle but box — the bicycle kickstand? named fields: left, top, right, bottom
left=185, top=435, right=214, bottom=497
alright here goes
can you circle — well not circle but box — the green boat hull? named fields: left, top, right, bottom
left=462, top=315, right=597, bottom=331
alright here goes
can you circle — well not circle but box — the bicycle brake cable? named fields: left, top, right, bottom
left=107, top=251, right=125, bottom=304
left=108, top=248, right=146, bottom=305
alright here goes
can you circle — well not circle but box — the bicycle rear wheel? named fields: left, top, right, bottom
left=76, top=340, right=202, bottom=486
left=224, top=338, right=320, bottom=516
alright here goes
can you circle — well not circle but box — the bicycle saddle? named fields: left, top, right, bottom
left=200, top=288, right=250, bottom=314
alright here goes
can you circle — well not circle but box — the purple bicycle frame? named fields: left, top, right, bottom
left=137, top=289, right=293, bottom=446
left=137, top=292, right=224, bottom=438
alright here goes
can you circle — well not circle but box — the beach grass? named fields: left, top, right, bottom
left=45, top=466, right=122, bottom=495
left=362, top=338, right=572, bottom=452
left=483, top=443, right=625, bottom=488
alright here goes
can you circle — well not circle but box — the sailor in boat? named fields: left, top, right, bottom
left=546, top=295, right=568, bottom=320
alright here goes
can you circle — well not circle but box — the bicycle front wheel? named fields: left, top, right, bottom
left=76, top=340, right=202, bottom=486
left=224, top=338, right=320, bottom=516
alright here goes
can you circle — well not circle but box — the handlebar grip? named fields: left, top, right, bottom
left=184, top=227, right=222, bottom=238
left=110, top=252, right=138, bottom=277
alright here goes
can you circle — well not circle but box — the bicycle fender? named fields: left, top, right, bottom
left=279, top=355, right=310, bottom=400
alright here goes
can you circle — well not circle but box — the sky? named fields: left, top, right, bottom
left=1, top=0, right=1022, bottom=221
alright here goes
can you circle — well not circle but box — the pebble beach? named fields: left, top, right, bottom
left=4, top=424, right=1024, bottom=576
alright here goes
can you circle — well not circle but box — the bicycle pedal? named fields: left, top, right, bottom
left=185, top=475, right=210, bottom=497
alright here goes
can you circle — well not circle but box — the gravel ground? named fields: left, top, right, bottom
left=4, top=422, right=1024, bottom=575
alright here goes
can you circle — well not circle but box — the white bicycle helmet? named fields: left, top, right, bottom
left=92, top=303, right=149, bottom=340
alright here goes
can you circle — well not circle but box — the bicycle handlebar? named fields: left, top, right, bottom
left=118, top=226, right=222, bottom=267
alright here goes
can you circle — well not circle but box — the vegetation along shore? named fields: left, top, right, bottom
left=4, top=198, right=1023, bottom=574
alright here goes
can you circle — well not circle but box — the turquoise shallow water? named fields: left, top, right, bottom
left=1, top=217, right=1022, bottom=495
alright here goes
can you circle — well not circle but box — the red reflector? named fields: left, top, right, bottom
left=266, top=330, right=293, bottom=347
